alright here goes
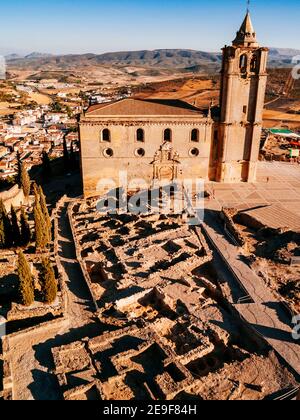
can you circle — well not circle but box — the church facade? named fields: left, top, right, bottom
left=80, top=12, right=269, bottom=197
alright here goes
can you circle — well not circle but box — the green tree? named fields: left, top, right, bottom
left=38, top=186, right=51, bottom=241
left=16, top=151, right=22, bottom=187
left=17, top=251, right=34, bottom=306
left=40, top=258, right=57, bottom=304
left=63, top=136, right=70, bottom=173
left=51, top=101, right=62, bottom=112
left=42, top=151, right=52, bottom=181
left=20, top=207, right=31, bottom=246
left=34, top=202, right=48, bottom=251
left=69, top=141, right=77, bottom=171
left=20, top=163, right=31, bottom=198
left=10, top=205, right=21, bottom=247
left=0, top=199, right=13, bottom=249
left=32, top=184, right=51, bottom=249
left=0, top=219, right=5, bottom=249
left=65, top=105, right=72, bottom=118
left=33, top=182, right=39, bottom=201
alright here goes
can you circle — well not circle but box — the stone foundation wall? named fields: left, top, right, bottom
left=0, top=185, right=26, bottom=212
left=67, top=200, right=100, bottom=312
left=7, top=301, right=62, bottom=322
left=1, top=317, right=67, bottom=400
left=220, top=208, right=246, bottom=247
left=237, top=212, right=266, bottom=231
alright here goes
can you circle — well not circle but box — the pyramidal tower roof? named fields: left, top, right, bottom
left=233, top=12, right=259, bottom=47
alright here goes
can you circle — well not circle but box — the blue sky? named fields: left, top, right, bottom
left=0, top=0, right=299, bottom=55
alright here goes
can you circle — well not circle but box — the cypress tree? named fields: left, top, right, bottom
left=20, top=207, right=31, bottom=246
left=20, top=163, right=31, bottom=198
left=42, top=151, right=52, bottom=181
left=33, top=182, right=39, bottom=202
left=10, top=205, right=21, bottom=247
left=40, top=258, right=57, bottom=304
left=34, top=202, right=48, bottom=251
left=69, top=141, right=77, bottom=171
left=17, top=251, right=34, bottom=306
left=16, top=151, right=22, bottom=187
left=0, top=218, right=5, bottom=249
left=0, top=199, right=13, bottom=248
left=38, top=185, right=51, bottom=241
left=63, top=136, right=70, bottom=172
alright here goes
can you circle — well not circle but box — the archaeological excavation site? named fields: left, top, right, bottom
left=1, top=2, right=300, bottom=404
left=1, top=183, right=300, bottom=401
left=36, top=192, right=297, bottom=401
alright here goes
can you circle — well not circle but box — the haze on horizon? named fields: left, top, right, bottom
left=0, top=0, right=299, bottom=56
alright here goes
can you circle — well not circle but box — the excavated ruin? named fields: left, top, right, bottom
left=48, top=197, right=298, bottom=400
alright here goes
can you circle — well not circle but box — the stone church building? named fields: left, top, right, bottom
left=80, top=12, right=269, bottom=197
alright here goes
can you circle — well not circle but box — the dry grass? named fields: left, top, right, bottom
left=0, top=101, right=20, bottom=115
left=28, top=92, right=52, bottom=105
left=263, top=109, right=300, bottom=122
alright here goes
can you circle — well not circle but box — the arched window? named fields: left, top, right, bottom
left=191, top=129, right=199, bottom=142
left=164, top=128, right=172, bottom=142
left=250, top=55, right=258, bottom=72
left=239, top=54, right=247, bottom=73
left=102, top=129, right=111, bottom=142
left=136, top=128, right=145, bottom=142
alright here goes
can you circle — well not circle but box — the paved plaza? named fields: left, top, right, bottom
left=206, top=162, right=300, bottom=216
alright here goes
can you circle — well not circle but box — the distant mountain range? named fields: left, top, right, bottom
left=5, top=52, right=53, bottom=60
left=5, top=48, right=300, bottom=71
left=268, top=48, right=300, bottom=65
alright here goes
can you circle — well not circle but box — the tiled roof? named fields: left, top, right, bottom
left=85, top=98, right=204, bottom=117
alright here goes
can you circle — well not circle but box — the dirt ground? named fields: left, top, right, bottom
left=251, top=258, right=300, bottom=314
left=0, top=101, right=20, bottom=115
left=233, top=219, right=300, bottom=314
left=263, top=109, right=300, bottom=125
left=28, top=92, right=52, bottom=105
left=134, top=77, right=220, bottom=109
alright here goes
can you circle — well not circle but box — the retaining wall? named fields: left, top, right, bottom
left=0, top=185, right=26, bottom=212
left=220, top=208, right=246, bottom=248
left=67, top=200, right=99, bottom=312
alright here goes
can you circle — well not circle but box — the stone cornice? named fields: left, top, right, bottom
left=80, top=120, right=213, bottom=127
left=218, top=121, right=262, bottom=127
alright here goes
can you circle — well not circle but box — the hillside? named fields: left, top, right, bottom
left=268, top=48, right=300, bottom=67
left=6, top=49, right=222, bottom=72
left=6, top=48, right=300, bottom=72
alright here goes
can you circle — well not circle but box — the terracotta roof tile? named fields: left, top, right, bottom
left=85, top=98, right=204, bottom=117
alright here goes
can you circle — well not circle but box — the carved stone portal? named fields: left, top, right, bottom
left=152, top=142, right=181, bottom=182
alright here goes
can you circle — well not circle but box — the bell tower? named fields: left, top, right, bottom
left=215, top=11, right=269, bottom=182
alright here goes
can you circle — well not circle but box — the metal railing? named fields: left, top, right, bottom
left=237, top=295, right=253, bottom=305
left=273, top=387, right=299, bottom=401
